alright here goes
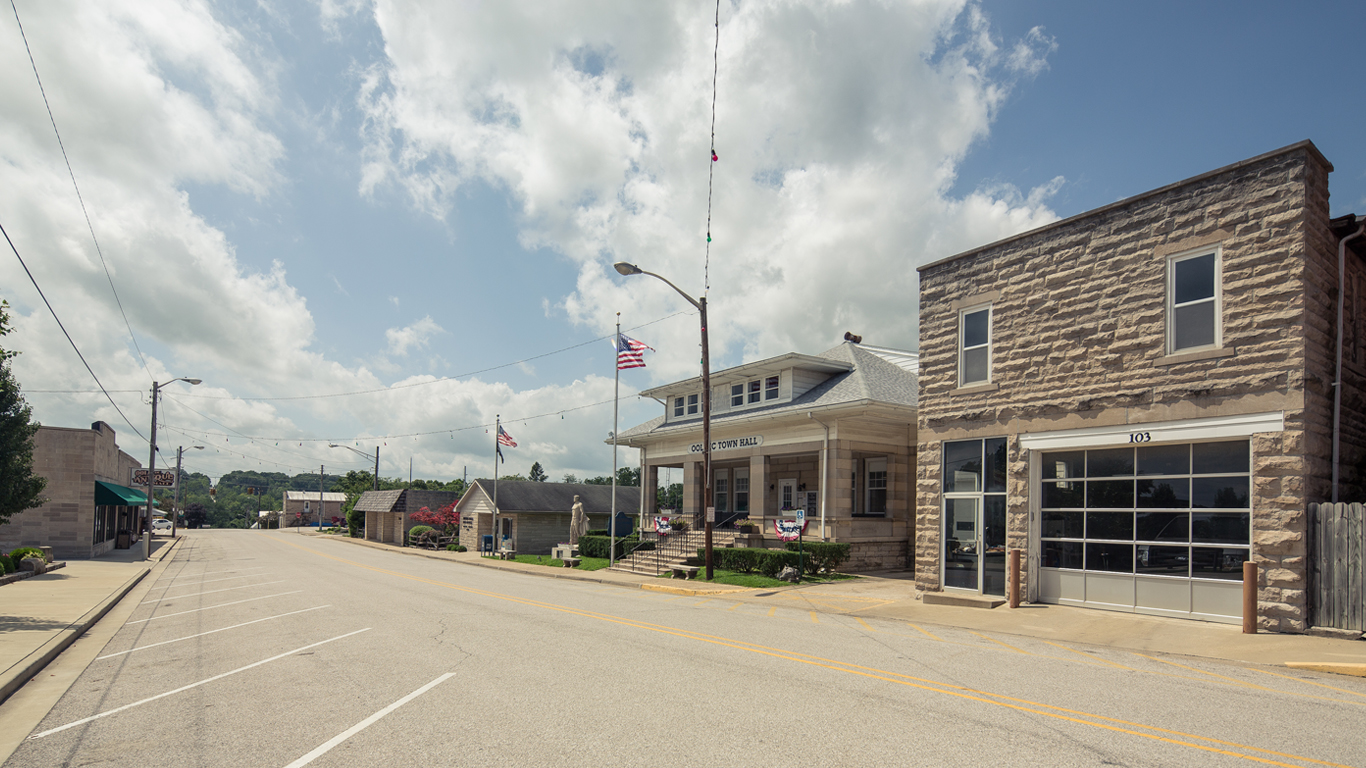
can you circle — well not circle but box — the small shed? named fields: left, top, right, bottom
left=355, top=489, right=461, bottom=545
left=457, top=480, right=641, bottom=555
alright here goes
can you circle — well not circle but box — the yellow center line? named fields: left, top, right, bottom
left=727, top=602, right=743, bottom=612
left=970, top=630, right=1029, bottom=654
left=907, top=623, right=943, bottom=641
left=1251, top=668, right=1366, bottom=699
left=767, top=606, right=776, bottom=617
left=1043, top=641, right=1137, bottom=670
left=271, top=535, right=1349, bottom=768
left=809, top=611, right=820, bottom=624
left=1133, top=653, right=1272, bottom=690
left=855, top=617, right=876, bottom=632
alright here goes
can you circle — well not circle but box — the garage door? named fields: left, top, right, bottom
left=1036, top=439, right=1251, bottom=623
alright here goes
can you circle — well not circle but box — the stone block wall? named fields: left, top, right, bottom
left=915, top=142, right=1343, bottom=631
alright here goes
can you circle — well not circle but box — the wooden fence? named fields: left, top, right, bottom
left=1309, top=502, right=1365, bottom=631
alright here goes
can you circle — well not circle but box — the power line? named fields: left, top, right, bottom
left=1, top=219, right=147, bottom=443
left=10, top=0, right=154, bottom=382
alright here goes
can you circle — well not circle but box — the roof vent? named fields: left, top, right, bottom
left=843, top=332, right=862, bottom=344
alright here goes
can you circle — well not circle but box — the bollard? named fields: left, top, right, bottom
left=1242, top=560, right=1258, bottom=634
left=1008, top=548, right=1022, bottom=609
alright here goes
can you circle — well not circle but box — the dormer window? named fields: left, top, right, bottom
left=687, top=394, right=699, bottom=415
left=765, top=376, right=779, bottom=400
left=674, top=397, right=685, bottom=417
left=730, top=384, right=744, bottom=407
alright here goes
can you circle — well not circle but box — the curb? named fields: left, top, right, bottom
left=1284, top=662, right=1366, bottom=678
left=0, top=537, right=181, bottom=707
left=641, top=582, right=753, bottom=597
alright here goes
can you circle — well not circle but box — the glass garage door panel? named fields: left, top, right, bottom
left=1037, top=440, right=1251, bottom=623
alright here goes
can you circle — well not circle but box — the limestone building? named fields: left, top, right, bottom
left=915, top=141, right=1365, bottom=631
left=615, top=340, right=918, bottom=571
left=0, top=421, right=148, bottom=559
left=457, top=480, right=637, bottom=554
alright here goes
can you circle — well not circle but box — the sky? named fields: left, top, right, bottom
left=2, top=0, right=1363, bottom=486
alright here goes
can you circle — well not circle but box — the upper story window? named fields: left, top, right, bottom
left=726, top=375, right=784, bottom=411
left=1168, top=248, right=1220, bottom=353
left=959, top=304, right=992, bottom=386
left=673, top=394, right=701, bottom=418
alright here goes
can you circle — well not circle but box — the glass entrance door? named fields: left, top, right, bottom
left=943, top=438, right=1008, bottom=597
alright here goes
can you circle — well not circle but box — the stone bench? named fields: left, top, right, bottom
left=561, top=557, right=581, bottom=568
left=496, top=551, right=517, bottom=561
left=671, top=565, right=699, bottom=579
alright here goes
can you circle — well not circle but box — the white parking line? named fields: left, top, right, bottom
left=97, top=606, right=332, bottom=660
left=127, top=591, right=304, bottom=624
left=283, top=673, right=455, bottom=768
left=140, top=581, right=287, bottom=605
left=29, top=629, right=372, bottom=740
left=170, top=566, right=268, bottom=580
left=151, top=573, right=273, bottom=589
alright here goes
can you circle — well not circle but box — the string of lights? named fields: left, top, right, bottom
left=161, top=392, right=635, bottom=444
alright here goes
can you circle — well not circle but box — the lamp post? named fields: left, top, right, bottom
left=171, top=445, right=204, bottom=537
left=328, top=443, right=380, bottom=491
left=146, top=378, right=202, bottom=560
left=613, top=261, right=714, bottom=581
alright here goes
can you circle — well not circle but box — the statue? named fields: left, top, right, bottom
left=569, top=495, right=589, bottom=546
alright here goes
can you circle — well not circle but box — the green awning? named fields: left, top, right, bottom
left=95, top=481, right=149, bottom=507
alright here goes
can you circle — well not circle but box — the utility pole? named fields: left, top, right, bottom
left=172, top=447, right=184, bottom=537
left=319, top=464, right=325, bottom=529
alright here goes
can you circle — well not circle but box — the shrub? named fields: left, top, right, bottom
left=700, top=548, right=800, bottom=577
left=9, top=547, right=44, bottom=563
left=0, top=554, right=12, bottom=574
left=586, top=529, right=609, bottom=537
left=409, top=503, right=460, bottom=534
left=448, top=543, right=466, bottom=552
left=578, top=535, right=643, bottom=560
left=406, top=525, right=434, bottom=546
left=784, top=541, right=851, bottom=575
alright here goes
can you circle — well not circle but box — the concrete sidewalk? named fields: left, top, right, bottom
left=322, top=532, right=1366, bottom=675
left=0, top=537, right=178, bottom=706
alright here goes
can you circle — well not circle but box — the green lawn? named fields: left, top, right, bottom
left=667, top=569, right=860, bottom=588
left=482, top=554, right=611, bottom=571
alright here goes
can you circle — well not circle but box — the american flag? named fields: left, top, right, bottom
left=497, top=426, right=517, bottom=448
left=613, top=333, right=654, bottom=370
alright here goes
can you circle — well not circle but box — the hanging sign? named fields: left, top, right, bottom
left=774, top=518, right=808, bottom=542
left=130, top=468, right=176, bottom=487
left=655, top=516, right=672, bottom=535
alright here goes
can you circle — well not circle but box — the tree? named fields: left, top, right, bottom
left=561, top=473, right=579, bottom=483
left=184, top=503, right=208, bottom=528
left=583, top=468, right=639, bottom=487
left=529, top=462, right=547, bottom=482
left=0, top=301, right=46, bottom=526
left=409, top=502, right=459, bottom=534
left=657, top=483, right=683, bottom=511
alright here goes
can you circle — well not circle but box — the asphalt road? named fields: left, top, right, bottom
left=7, top=530, right=1365, bottom=767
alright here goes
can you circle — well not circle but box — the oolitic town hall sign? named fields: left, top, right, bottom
left=688, top=435, right=763, bottom=454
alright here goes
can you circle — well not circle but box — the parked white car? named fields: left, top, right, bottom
left=152, top=519, right=173, bottom=533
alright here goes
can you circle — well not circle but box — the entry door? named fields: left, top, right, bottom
left=778, top=479, right=797, bottom=512
left=944, top=498, right=1006, bottom=595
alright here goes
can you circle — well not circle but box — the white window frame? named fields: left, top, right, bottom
left=1167, top=246, right=1221, bottom=354
left=673, top=397, right=685, bottom=418
left=958, top=303, right=993, bottom=387
left=765, top=376, right=780, bottom=400
left=862, top=457, right=888, bottom=517
left=687, top=393, right=699, bottom=415
left=730, top=383, right=744, bottom=407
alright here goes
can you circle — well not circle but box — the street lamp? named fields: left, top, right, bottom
left=613, top=261, right=714, bottom=581
left=145, top=378, right=202, bottom=560
left=328, top=443, right=380, bottom=491
left=171, top=445, right=204, bottom=536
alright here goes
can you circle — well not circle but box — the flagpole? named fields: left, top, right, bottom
left=611, top=314, right=620, bottom=567
left=493, top=414, right=500, bottom=554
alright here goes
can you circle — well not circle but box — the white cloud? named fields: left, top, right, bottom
left=385, top=315, right=444, bottom=356
left=357, top=0, right=1062, bottom=381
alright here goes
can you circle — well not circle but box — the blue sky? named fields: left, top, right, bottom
left=2, top=0, right=1362, bottom=485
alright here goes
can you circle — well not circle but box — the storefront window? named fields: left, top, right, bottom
left=942, top=437, right=1007, bottom=595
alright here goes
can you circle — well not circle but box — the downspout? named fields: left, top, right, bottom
left=809, top=412, right=830, bottom=540
left=1333, top=217, right=1365, bottom=503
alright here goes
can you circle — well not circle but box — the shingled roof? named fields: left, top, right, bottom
left=466, top=479, right=640, bottom=514
left=616, top=341, right=917, bottom=442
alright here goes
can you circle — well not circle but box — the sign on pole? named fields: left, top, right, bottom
left=130, top=468, right=176, bottom=488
